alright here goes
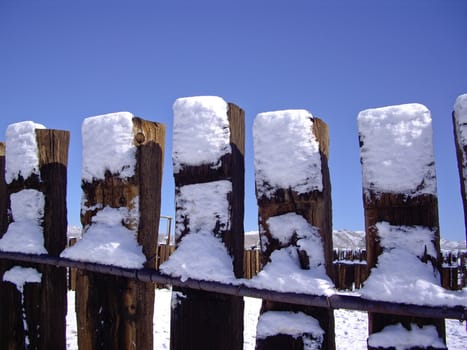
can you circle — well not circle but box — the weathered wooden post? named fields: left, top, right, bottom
left=0, top=122, right=70, bottom=349
left=61, top=112, right=164, bottom=350
left=358, top=104, right=446, bottom=350
left=0, top=142, right=7, bottom=235
left=161, top=96, right=245, bottom=350
left=452, top=93, right=467, bottom=243
left=252, top=110, right=335, bottom=350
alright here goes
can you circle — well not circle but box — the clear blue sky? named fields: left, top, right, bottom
left=1, top=0, right=466, bottom=242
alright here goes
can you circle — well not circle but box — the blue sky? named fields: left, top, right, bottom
left=1, top=0, right=466, bottom=242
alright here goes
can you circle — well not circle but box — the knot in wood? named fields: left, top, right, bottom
left=135, top=132, right=145, bottom=144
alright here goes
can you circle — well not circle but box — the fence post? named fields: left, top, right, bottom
left=0, top=123, right=70, bottom=349
left=0, top=142, right=14, bottom=348
left=452, top=94, right=467, bottom=242
left=166, top=97, right=245, bottom=350
left=0, top=142, right=6, bottom=235
left=253, top=110, right=335, bottom=350
left=358, top=104, right=446, bottom=349
left=74, top=114, right=165, bottom=350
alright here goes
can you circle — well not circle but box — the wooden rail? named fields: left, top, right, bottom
left=0, top=250, right=465, bottom=321
left=156, top=245, right=466, bottom=291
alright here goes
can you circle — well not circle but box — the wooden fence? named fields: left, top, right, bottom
left=441, top=249, right=467, bottom=290
left=1, top=99, right=467, bottom=350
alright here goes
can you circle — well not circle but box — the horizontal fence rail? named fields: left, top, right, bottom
left=0, top=250, right=465, bottom=321
left=156, top=244, right=466, bottom=291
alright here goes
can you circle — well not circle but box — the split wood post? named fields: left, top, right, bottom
left=358, top=104, right=446, bottom=349
left=253, top=111, right=335, bottom=350
left=452, top=94, right=467, bottom=242
left=0, top=123, right=70, bottom=350
left=168, top=97, right=245, bottom=350
left=75, top=114, right=165, bottom=350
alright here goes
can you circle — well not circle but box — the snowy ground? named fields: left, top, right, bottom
left=66, top=289, right=466, bottom=350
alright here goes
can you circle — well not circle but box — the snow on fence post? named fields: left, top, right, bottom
left=65, top=113, right=165, bottom=350
left=161, top=96, right=245, bottom=350
left=253, top=110, right=335, bottom=350
left=0, top=123, right=70, bottom=349
left=358, top=104, right=446, bottom=350
left=452, top=93, right=467, bottom=242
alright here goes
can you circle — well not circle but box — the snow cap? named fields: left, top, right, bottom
left=172, top=96, right=231, bottom=173
left=82, top=112, right=136, bottom=181
left=3, top=266, right=42, bottom=293
left=358, top=103, right=436, bottom=196
left=253, top=109, right=322, bottom=198
left=5, top=121, right=46, bottom=183
left=454, top=93, right=467, bottom=124
left=256, top=310, right=324, bottom=347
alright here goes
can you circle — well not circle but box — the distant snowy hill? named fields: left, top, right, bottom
left=244, top=229, right=465, bottom=250
left=67, top=225, right=82, bottom=239
left=439, top=238, right=467, bottom=250
left=332, top=229, right=366, bottom=249
left=68, top=226, right=466, bottom=250
left=332, top=229, right=466, bottom=250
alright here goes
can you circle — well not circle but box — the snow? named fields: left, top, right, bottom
left=245, top=212, right=334, bottom=295
left=246, top=247, right=334, bottom=295
left=67, top=225, right=82, bottom=240
left=174, top=180, right=232, bottom=239
left=267, top=212, right=325, bottom=267
left=253, top=109, right=322, bottom=198
left=361, top=222, right=467, bottom=307
left=361, top=248, right=467, bottom=306
left=0, top=189, right=47, bottom=254
left=172, top=96, right=231, bottom=173
left=358, top=103, right=437, bottom=196
left=161, top=180, right=234, bottom=282
left=3, top=266, right=42, bottom=293
left=244, top=230, right=260, bottom=249
left=375, top=221, right=437, bottom=259
left=454, top=93, right=467, bottom=199
left=159, top=232, right=235, bottom=282
left=256, top=311, right=324, bottom=349
left=81, top=112, right=136, bottom=181
left=61, top=206, right=145, bottom=268
left=367, top=323, right=446, bottom=350
left=333, top=230, right=366, bottom=250
left=5, top=121, right=45, bottom=183
left=454, top=94, right=467, bottom=143
left=65, top=289, right=467, bottom=350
